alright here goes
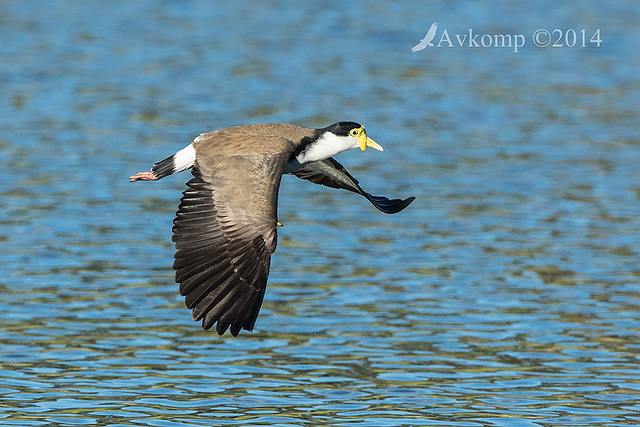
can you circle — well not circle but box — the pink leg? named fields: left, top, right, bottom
left=129, top=171, right=158, bottom=182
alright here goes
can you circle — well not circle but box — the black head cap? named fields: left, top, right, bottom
left=322, top=121, right=363, bottom=137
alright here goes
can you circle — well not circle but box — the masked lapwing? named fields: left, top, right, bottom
left=130, top=122, right=415, bottom=336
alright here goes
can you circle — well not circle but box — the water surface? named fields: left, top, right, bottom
left=1, top=0, right=640, bottom=425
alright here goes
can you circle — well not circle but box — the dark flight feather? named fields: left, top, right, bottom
left=292, top=157, right=415, bottom=214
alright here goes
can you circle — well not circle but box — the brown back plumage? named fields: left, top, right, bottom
left=193, top=123, right=315, bottom=156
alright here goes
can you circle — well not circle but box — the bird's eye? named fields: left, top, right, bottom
left=350, top=129, right=359, bottom=137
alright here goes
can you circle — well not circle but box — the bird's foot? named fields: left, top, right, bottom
left=129, top=171, right=158, bottom=182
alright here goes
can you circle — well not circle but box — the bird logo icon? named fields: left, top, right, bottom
left=411, top=22, right=438, bottom=52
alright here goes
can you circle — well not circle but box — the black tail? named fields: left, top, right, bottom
left=151, top=155, right=177, bottom=180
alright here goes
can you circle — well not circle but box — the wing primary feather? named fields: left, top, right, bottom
left=190, top=272, right=238, bottom=320
left=292, top=158, right=415, bottom=214
left=203, top=284, right=246, bottom=332
left=364, top=194, right=416, bottom=214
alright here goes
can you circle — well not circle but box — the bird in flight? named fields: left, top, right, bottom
left=130, top=122, right=415, bottom=336
left=411, top=22, right=438, bottom=52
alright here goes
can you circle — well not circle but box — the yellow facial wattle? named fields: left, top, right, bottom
left=354, top=126, right=384, bottom=151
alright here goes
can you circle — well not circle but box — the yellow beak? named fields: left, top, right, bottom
left=356, top=127, right=384, bottom=151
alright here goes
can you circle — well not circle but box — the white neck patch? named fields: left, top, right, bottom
left=295, top=132, right=358, bottom=165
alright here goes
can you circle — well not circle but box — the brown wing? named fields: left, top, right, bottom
left=172, top=152, right=290, bottom=336
left=292, top=158, right=415, bottom=214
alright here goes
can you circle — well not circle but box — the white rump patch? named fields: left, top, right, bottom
left=193, top=133, right=208, bottom=143
left=173, top=143, right=196, bottom=173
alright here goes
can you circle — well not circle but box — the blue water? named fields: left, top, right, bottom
left=2, top=0, right=640, bottom=425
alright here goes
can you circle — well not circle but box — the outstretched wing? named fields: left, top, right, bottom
left=172, top=152, right=289, bottom=336
left=291, top=158, right=415, bottom=214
